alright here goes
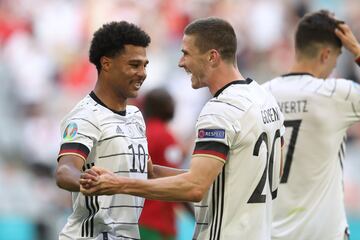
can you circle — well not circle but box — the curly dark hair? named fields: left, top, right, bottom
left=89, top=21, right=151, bottom=73
left=295, top=10, right=343, bottom=57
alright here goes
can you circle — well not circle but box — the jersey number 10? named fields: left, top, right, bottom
left=128, top=144, right=147, bottom=173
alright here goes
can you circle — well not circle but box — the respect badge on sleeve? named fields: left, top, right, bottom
left=198, top=129, right=225, bottom=139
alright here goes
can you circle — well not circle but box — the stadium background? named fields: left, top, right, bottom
left=0, top=0, right=359, bottom=239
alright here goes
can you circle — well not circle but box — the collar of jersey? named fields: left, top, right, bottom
left=214, top=78, right=253, bottom=98
left=281, top=72, right=314, bottom=77
left=89, top=91, right=127, bottom=116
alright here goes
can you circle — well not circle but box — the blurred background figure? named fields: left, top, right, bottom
left=139, top=88, right=193, bottom=240
left=0, top=0, right=359, bottom=239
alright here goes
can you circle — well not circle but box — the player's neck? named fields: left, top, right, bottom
left=93, top=83, right=127, bottom=112
left=289, top=59, right=322, bottom=78
left=209, top=64, right=245, bottom=96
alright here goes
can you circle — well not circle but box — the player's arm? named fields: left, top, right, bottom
left=56, top=155, right=85, bottom=192
left=148, top=158, right=187, bottom=179
left=147, top=150, right=187, bottom=179
left=81, top=155, right=223, bottom=202
left=335, top=23, right=360, bottom=61
left=152, top=165, right=188, bottom=178
left=56, top=109, right=99, bottom=191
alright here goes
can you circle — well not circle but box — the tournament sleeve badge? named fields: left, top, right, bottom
left=63, top=122, right=78, bottom=140
left=198, top=129, right=225, bottom=139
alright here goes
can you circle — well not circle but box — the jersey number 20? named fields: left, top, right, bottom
left=248, top=129, right=281, bottom=203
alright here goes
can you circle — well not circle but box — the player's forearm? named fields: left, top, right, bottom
left=120, top=172, right=204, bottom=202
left=354, top=46, right=360, bottom=67
left=56, top=165, right=81, bottom=192
left=152, top=164, right=187, bottom=178
left=347, top=41, right=360, bottom=58
left=350, top=46, right=360, bottom=64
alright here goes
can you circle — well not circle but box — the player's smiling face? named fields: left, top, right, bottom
left=107, top=44, right=149, bottom=99
left=178, top=34, right=209, bottom=89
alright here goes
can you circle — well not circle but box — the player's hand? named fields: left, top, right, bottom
left=80, top=166, right=104, bottom=189
left=80, top=168, right=124, bottom=196
left=80, top=167, right=118, bottom=195
left=335, top=23, right=360, bottom=58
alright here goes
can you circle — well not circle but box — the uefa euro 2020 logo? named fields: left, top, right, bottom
left=63, top=122, right=78, bottom=140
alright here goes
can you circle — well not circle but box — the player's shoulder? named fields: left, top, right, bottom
left=126, top=105, right=143, bottom=118
left=317, top=77, right=360, bottom=101
left=200, top=79, right=268, bottom=121
left=262, top=74, right=319, bottom=92
left=202, top=88, right=250, bottom=119
left=261, top=75, right=285, bottom=90
left=61, top=95, right=99, bottom=125
left=126, top=105, right=141, bottom=115
left=262, top=76, right=281, bottom=91
left=126, top=105, right=145, bottom=122
left=247, top=78, right=279, bottom=108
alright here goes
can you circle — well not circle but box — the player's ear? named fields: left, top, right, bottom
left=208, top=49, right=220, bottom=66
left=100, top=56, right=112, bottom=72
left=319, top=47, right=331, bottom=64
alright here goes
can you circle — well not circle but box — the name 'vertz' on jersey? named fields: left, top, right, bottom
left=261, top=107, right=280, bottom=124
left=278, top=100, right=308, bottom=114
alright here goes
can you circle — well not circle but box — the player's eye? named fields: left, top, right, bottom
left=130, top=64, right=140, bottom=68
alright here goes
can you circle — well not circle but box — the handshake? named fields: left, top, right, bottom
left=80, top=167, right=121, bottom=196
left=80, top=159, right=153, bottom=196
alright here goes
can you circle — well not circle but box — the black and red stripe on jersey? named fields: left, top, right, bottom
left=193, top=141, right=229, bottom=162
left=58, top=142, right=90, bottom=161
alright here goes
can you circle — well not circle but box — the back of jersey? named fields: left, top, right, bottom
left=263, top=74, right=360, bottom=240
left=193, top=79, right=284, bottom=239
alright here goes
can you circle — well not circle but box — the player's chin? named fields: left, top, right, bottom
left=191, top=83, right=201, bottom=89
left=191, top=78, right=200, bottom=89
left=128, top=90, right=139, bottom=98
left=191, top=79, right=205, bottom=89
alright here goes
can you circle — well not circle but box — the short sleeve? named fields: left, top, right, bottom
left=346, top=80, right=360, bottom=120
left=332, top=79, right=360, bottom=122
left=58, top=108, right=101, bottom=162
left=192, top=104, right=237, bottom=163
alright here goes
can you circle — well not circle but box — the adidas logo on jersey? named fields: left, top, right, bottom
left=135, top=122, right=145, bottom=136
left=116, top=126, right=124, bottom=135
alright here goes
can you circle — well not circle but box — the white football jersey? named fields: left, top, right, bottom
left=58, top=92, right=148, bottom=240
left=192, top=79, right=284, bottom=240
left=263, top=73, right=360, bottom=240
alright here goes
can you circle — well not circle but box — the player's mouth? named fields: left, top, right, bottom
left=185, top=68, right=192, bottom=74
left=134, top=81, right=143, bottom=90
left=135, top=82, right=142, bottom=90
